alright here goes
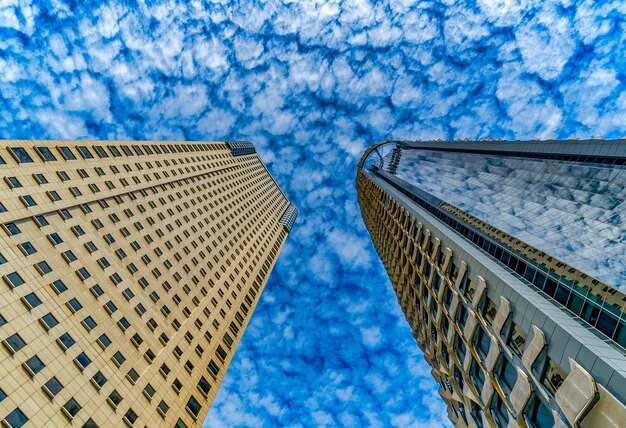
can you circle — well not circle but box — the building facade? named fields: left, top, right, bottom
left=357, top=139, right=626, bottom=427
left=0, top=140, right=296, bottom=428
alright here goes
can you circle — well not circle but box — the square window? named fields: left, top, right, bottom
left=21, top=292, right=42, bottom=310
left=123, top=409, right=137, bottom=425
left=74, top=352, right=91, bottom=370
left=157, top=400, right=169, bottom=417
left=67, top=298, right=83, bottom=313
left=9, top=147, right=33, bottom=163
left=40, top=313, right=59, bottom=331
left=62, top=398, right=81, bottom=419
left=20, top=195, right=37, bottom=207
left=97, top=334, right=112, bottom=349
left=33, top=215, right=48, bottom=227
left=23, top=355, right=45, bottom=376
left=107, top=390, right=123, bottom=408
left=33, top=173, right=48, bottom=184
left=4, top=223, right=21, bottom=236
left=126, top=368, right=139, bottom=384
left=91, top=371, right=107, bottom=390
left=77, top=146, right=94, bottom=159
left=82, top=316, right=97, bottom=331
left=57, top=146, right=77, bottom=160
left=3, top=333, right=26, bottom=354
left=5, top=177, right=22, bottom=188
left=35, top=147, right=57, bottom=161
left=42, top=376, right=64, bottom=397
left=18, top=242, right=37, bottom=255
left=186, top=396, right=201, bottom=418
left=3, top=407, right=28, bottom=428
left=143, top=384, right=155, bottom=400
left=57, top=332, right=75, bottom=350
left=90, top=284, right=104, bottom=297
left=112, top=351, right=126, bottom=366
left=35, top=261, right=52, bottom=275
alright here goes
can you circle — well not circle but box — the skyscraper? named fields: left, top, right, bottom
left=357, top=139, right=626, bottom=427
left=0, top=141, right=296, bottom=428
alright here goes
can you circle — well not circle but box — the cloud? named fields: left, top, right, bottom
left=0, top=0, right=623, bottom=427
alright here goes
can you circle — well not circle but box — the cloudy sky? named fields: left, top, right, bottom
left=1, top=0, right=625, bottom=426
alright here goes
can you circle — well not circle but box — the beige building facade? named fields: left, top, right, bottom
left=357, top=140, right=626, bottom=427
left=0, top=140, right=296, bottom=427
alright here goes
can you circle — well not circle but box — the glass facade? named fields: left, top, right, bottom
left=384, top=148, right=625, bottom=289
left=375, top=146, right=626, bottom=349
left=357, top=140, right=626, bottom=428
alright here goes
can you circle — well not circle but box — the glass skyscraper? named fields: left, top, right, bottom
left=357, top=139, right=626, bottom=427
left=0, top=140, right=296, bottom=427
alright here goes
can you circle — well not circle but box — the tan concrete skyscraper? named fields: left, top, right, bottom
left=0, top=141, right=297, bottom=427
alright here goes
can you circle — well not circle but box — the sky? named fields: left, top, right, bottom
left=0, top=0, right=625, bottom=427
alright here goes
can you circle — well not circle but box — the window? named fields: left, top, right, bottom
left=186, top=396, right=201, bottom=418
left=77, top=146, right=94, bottom=159
left=9, top=147, right=33, bottom=163
left=473, top=327, right=491, bottom=358
left=74, top=352, right=91, bottom=370
left=126, top=368, right=139, bottom=384
left=0, top=388, right=5, bottom=402
left=57, top=333, right=75, bottom=350
left=118, top=317, right=130, bottom=331
left=541, top=358, right=566, bottom=395
left=208, top=360, right=220, bottom=377
left=43, top=376, right=64, bottom=397
left=216, top=345, right=227, bottom=360
left=48, top=232, right=63, bottom=245
left=94, top=146, right=108, bottom=158
left=35, top=146, right=57, bottom=161
left=76, top=267, right=91, bottom=281
left=197, top=376, right=211, bottom=396
left=47, top=190, right=61, bottom=202
left=526, top=396, right=554, bottom=428
left=32, top=174, right=48, bottom=184
left=82, top=419, right=98, bottom=428
left=172, top=378, right=183, bottom=393
left=21, top=292, right=42, bottom=309
left=5, top=176, right=22, bottom=188
left=507, top=323, right=527, bottom=357
left=22, top=355, right=45, bottom=376
left=62, top=398, right=81, bottom=419
left=3, top=333, right=26, bottom=354
left=35, top=261, right=52, bottom=275
left=112, top=351, right=126, bottom=366
left=82, top=316, right=97, bottom=331
left=123, top=409, right=138, bottom=425
left=157, top=400, right=169, bottom=417
left=3, top=407, right=28, bottom=428
left=90, top=284, right=104, bottom=297
left=67, top=298, right=83, bottom=313
left=57, top=146, right=77, bottom=160
left=40, top=313, right=59, bottom=331
left=91, top=371, right=107, bottom=390
left=34, top=215, right=49, bottom=227
left=19, top=242, right=37, bottom=255
left=496, top=356, right=517, bottom=393
left=97, top=334, right=111, bottom=349
left=62, top=250, right=77, bottom=263
left=20, top=195, right=37, bottom=207
left=143, top=384, right=155, bottom=400
left=107, top=390, right=123, bottom=408
left=4, top=223, right=21, bottom=235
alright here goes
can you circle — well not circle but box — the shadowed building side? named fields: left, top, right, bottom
left=357, top=139, right=626, bottom=428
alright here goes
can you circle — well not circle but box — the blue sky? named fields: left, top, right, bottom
left=1, top=0, right=625, bottom=426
